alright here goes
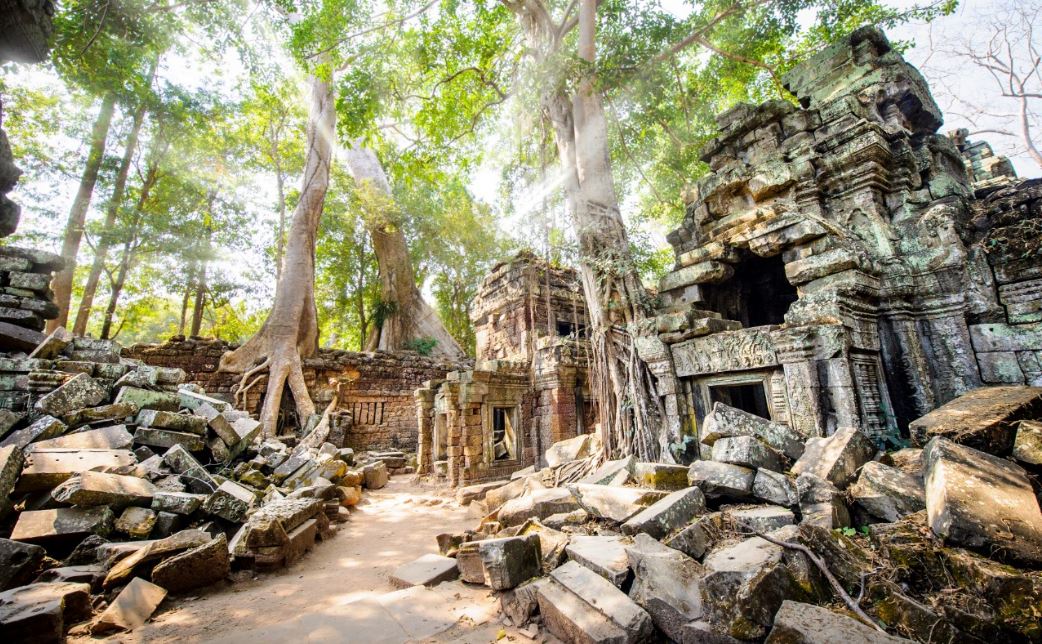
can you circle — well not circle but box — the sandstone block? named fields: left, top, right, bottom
left=11, top=507, right=114, bottom=546
left=203, top=480, right=255, bottom=523
left=687, top=460, right=755, bottom=499
left=51, top=471, right=156, bottom=508
left=700, top=402, right=805, bottom=460
left=712, top=435, right=784, bottom=471
left=116, top=506, right=157, bottom=539
left=622, top=486, right=706, bottom=539
left=1012, top=419, right=1042, bottom=465
left=136, top=409, right=206, bottom=435
left=91, top=577, right=166, bottom=634
left=34, top=373, right=107, bottom=417
left=792, top=426, right=875, bottom=488
left=0, top=581, right=91, bottom=643
left=114, top=386, right=179, bottom=412
left=0, top=444, right=23, bottom=518
left=16, top=448, right=136, bottom=492
left=797, top=473, right=850, bottom=529
left=849, top=461, right=925, bottom=522
left=752, top=469, right=798, bottom=507
left=766, top=600, right=911, bottom=643
left=545, top=433, right=595, bottom=467
left=27, top=424, right=133, bottom=451
left=565, top=535, right=631, bottom=587
left=632, top=462, right=690, bottom=490
left=151, top=534, right=230, bottom=593
left=0, top=415, right=65, bottom=449
left=0, top=538, right=45, bottom=591
left=625, top=534, right=704, bottom=642
left=570, top=483, right=667, bottom=523
left=390, top=553, right=460, bottom=588
left=540, top=560, right=654, bottom=644
left=909, top=385, right=1042, bottom=455
left=665, top=512, right=724, bottom=560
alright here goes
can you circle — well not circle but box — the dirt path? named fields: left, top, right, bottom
left=80, top=477, right=541, bottom=643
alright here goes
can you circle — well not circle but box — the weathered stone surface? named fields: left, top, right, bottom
left=687, top=460, right=755, bottom=499
left=151, top=533, right=230, bottom=593
left=792, top=427, right=875, bottom=488
left=539, top=560, right=655, bottom=644
left=501, top=577, right=548, bottom=627
left=485, top=476, right=530, bottom=510
left=849, top=462, right=925, bottom=522
left=134, top=426, right=206, bottom=452
left=712, top=435, right=784, bottom=472
left=499, top=487, right=581, bottom=527
left=11, top=506, right=114, bottom=545
left=136, top=410, right=206, bottom=435
left=178, top=388, right=230, bottom=413
left=570, top=483, right=667, bottom=523
left=390, top=553, right=460, bottom=588
left=625, top=534, right=704, bottom=642
left=665, top=512, right=724, bottom=560
left=766, top=600, right=911, bottom=643
left=476, top=534, right=541, bottom=590
left=752, top=469, right=798, bottom=507
left=0, top=582, right=91, bottom=643
left=0, top=538, right=45, bottom=590
left=1012, top=419, right=1042, bottom=465
left=162, top=444, right=217, bottom=494
left=924, top=437, right=1042, bottom=564
left=114, top=386, right=179, bottom=412
left=17, top=447, right=138, bottom=493
left=701, top=534, right=805, bottom=640
left=203, top=480, right=255, bottom=523
left=0, top=415, right=65, bottom=449
left=545, top=433, right=595, bottom=468
left=622, top=486, right=706, bottom=539
left=91, top=577, right=167, bottom=634
left=51, top=471, right=156, bottom=508
left=116, top=506, right=157, bottom=538
left=34, top=373, right=107, bottom=416
left=231, top=416, right=261, bottom=448
left=565, top=535, right=631, bottom=587
left=581, top=456, right=634, bottom=486
left=701, top=403, right=805, bottom=460
left=456, top=480, right=507, bottom=506
left=909, top=386, right=1042, bottom=455
left=632, top=462, right=690, bottom=490
left=104, top=529, right=212, bottom=588
left=797, top=473, right=850, bottom=529
left=884, top=448, right=924, bottom=477
left=729, top=506, right=795, bottom=533
left=0, top=444, right=23, bottom=518
left=150, top=491, right=205, bottom=516
left=28, top=327, right=72, bottom=360
left=61, top=402, right=137, bottom=428
left=363, top=461, right=388, bottom=489
left=27, top=424, right=133, bottom=451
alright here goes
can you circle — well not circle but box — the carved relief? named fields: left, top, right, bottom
left=672, top=329, right=778, bottom=377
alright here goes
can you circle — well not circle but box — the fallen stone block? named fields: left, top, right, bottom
left=476, top=534, right=541, bottom=590
left=516, top=519, right=569, bottom=571
left=625, top=533, right=704, bottom=641
left=104, top=529, right=212, bottom=588
left=61, top=402, right=137, bottom=429
left=203, top=480, right=255, bottom=523
left=924, top=436, right=1042, bottom=564
left=752, top=469, right=798, bottom=507
left=545, top=433, right=595, bottom=468
left=91, top=577, right=167, bottom=634
left=151, top=491, right=206, bottom=515
left=0, top=444, right=24, bottom=518
left=701, top=533, right=805, bottom=640
left=1012, top=419, right=1042, bottom=465
left=27, top=424, right=133, bottom=451
left=0, top=415, right=65, bottom=449
left=701, top=402, right=805, bottom=460
left=632, top=462, right=690, bottom=490
left=665, top=512, right=725, bottom=560
left=909, top=385, right=1042, bottom=455
left=33, top=564, right=105, bottom=587
left=499, top=487, right=580, bottom=527
left=152, top=511, right=184, bottom=538
left=162, top=444, right=217, bottom=494
left=390, top=553, right=460, bottom=589
left=849, top=461, right=925, bottom=522
left=569, top=483, right=667, bottom=523
left=687, top=460, right=755, bottom=499
left=114, top=386, right=179, bottom=412
left=178, top=388, right=230, bottom=413
left=116, top=506, right=157, bottom=539
left=712, top=435, right=785, bottom=471
left=151, top=533, right=229, bottom=593
left=501, top=577, right=548, bottom=627
left=456, top=480, right=507, bottom=506
left=0, top=538, right=45, bottom=591
left=231, top=416, right=261, bottom=448
left=581, top=455, right=635, bottom=486
left=485, top=476, right=531, bottom=510
left=539, top=560, right=654, bottom=644
left=34, top=372, right=107, bottom=417
left=621, top=486, right=706, bottom=539
left=134, top=426, right=206, bottom=452
left=0, top=409, right=22, bottom=440
left=51, top=470, right=156, bottom=508
left=730, top=506, right=795, bottom=533
left=17, top=448, right=137, bottom=492
left=0, top=581, right=91, bottom=643
left=27, top=326, right=72, bottom=360
left=766, top=600, right=911, bottom=643
left=11, top=506, right=114, bottom=547
left=136, top=409, right=206, bottom=435
left=797, top=473, right=850, bottom=529
left=363, top=461, right=388, bottom=489
left=543, top=508, right=590, bottom=529
left=565, top=535, right=631, bottom=587
left=792, top=426, right=875, bottom=488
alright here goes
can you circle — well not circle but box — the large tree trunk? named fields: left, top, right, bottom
left=273, top=147, right=287, bottom=282
left=72, top=102, right=147, bottom=336
left=50, top=92, right=117, bottom=332
left=343, top=145, right=465, bottom=359
left=508, top=0, right=675, bottom=460
left=218, top=73, right=335, bottom=437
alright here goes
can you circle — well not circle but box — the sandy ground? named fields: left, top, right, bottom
left=72, top=477, right=548, bottom=644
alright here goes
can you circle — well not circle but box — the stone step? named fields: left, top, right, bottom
left=537, top=560, right=654, bottom=644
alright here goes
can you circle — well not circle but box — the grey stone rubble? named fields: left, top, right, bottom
left=0, top=330, right=397, bottom=639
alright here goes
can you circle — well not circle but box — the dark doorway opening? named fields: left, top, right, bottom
left=708, top=254, right=798, bottom=327
left=492, top=406, right=517, bottom=461
left=709, top=382, right=771, bottom=419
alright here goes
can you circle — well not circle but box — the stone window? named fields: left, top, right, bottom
left=492, top=406, right=518, bottom=461
left=709, top=382, right=771, bottom=419
left=710, top=254, right=798, bottom=328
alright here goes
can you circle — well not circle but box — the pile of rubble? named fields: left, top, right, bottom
left=399, top=386, right=1042, bottom=643
left=0, top=329, right=394, bottom=641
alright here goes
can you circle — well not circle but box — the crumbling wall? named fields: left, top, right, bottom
left=123, top=336, right=466, bottom=452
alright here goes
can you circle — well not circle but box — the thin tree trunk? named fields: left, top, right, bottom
left=219, top=72, right=335, bottom=437
left=178, top=262, right=195, bottom=336
left=189, top=224, right=212, bottom=337
left=72, top=102, right=147, bottom=336
left=100, top=236, right=136, bottom=340
left=343, top=144, right=465, bottom=359
left=50, top=92, right=117, bottom=332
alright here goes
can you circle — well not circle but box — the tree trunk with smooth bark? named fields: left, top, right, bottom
left=218, top=73, right=335, bottom=437
left=50, top=92, right=117, bottom=332
left=344, top=145, right=465, bottom=359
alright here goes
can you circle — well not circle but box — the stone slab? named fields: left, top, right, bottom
left=91, top=577, right=167, bottom=634
left=11, top=506, right=114, bottom=545
left=565, top=535, right=631, bottom=587
left=27, top=424, right=133, bottom=451
left=909, top=385, right=1042, bottom=455
left=390, top=553, right=460, bottom=589
left=621, top=486, right=706, bottom=539
left=51, top=470, right=156, bottom=508
left=16, top=448, right=137, bottom=492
